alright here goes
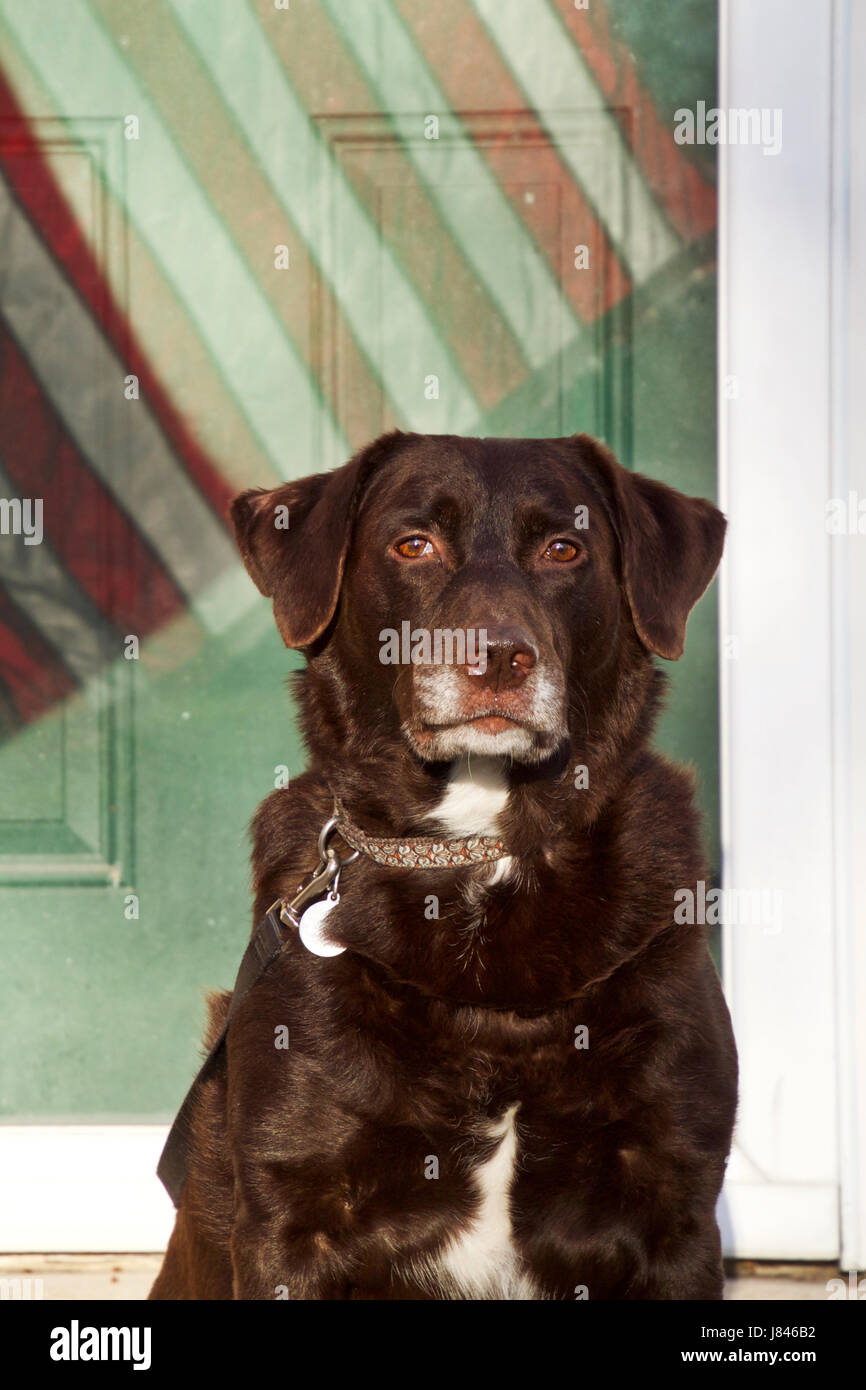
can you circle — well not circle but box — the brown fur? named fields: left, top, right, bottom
left=150, top=432, right=737, bottom=1301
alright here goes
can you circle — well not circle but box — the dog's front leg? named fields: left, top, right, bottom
left=230, top=1201, right=353, bottom=1301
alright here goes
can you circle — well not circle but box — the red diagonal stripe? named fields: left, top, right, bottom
left=0, top=584, right=77, bottom=722
left=0, top=320, right=186, bottom=636
left=395, top=0, right=631, bottom=319
left=555, top=0, right=716, bottom=241
left=0, top=67, right=234, bottom=523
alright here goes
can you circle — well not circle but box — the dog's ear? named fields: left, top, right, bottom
left=572, top=434, right=726, bottom=661
left=230, top=431, right=405, bottom=648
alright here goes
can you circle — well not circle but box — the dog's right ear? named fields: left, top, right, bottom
left=230, top=431, right=405, bottom=649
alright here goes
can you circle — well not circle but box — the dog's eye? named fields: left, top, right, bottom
left=542, top=540, right=583, bottom=565
left=395, top=536, right=434, bottom=559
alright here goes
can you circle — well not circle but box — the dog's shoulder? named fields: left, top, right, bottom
left=251, top=771, right=328, bottom=852
left=609, top=748, right=706, bottom=880
left=249, top=772, right=332, bottom=914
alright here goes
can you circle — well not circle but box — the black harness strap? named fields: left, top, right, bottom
left=157, top=902, right=290, bottom=1207
left=158, top=817, right=359, bottom=1207
left=157, top=806, right=519, bottom=1208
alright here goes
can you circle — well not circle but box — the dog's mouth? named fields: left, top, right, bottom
left=401, top=661, right=568, bottom=764
left=406, top=706, right=564, bottom=765
left=421, top=712, right=529, bottom=735
left=463, top=714, right=519, bottom=734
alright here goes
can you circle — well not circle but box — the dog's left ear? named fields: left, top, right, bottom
left=573, top=434, right=726, bottom=661
left=230, top=431, right=405, bottom=648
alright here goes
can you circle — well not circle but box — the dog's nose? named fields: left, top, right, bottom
left=467, top=625, right=538, bottom=690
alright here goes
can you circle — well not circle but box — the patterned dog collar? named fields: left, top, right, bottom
left=333, top=801, right=509, bottom=869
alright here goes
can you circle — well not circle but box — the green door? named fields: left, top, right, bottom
left=0, top=0, right=719, bottom=1248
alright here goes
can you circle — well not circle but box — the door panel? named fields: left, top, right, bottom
left=0, top=0, right=721, bottom=1247
left=318, top=109, right=630, bottom=447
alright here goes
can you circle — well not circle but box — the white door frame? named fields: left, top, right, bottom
left=830, top=0, right=866, bottom=1274
left=717, top=0, right=865, bottom=1266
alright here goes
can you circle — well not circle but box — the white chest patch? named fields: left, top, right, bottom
left=426, top=756, right=516, bottom=883
left=431, top=755, right=508, bottom=836
left=413, top=1106, right=539, bottom=1300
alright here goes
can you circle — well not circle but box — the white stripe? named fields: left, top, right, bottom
left=0, top=0, right=348, bottom=473
left=323, top=0, right=584, bottom=369
left=0, top=459, right=117, bottom=682
left=0, top=175, right=242, bottom=632
left=167, top=0, right=483, bottom=439
left=471, top=0, right=680, bottom=282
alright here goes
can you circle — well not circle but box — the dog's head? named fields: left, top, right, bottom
left=230, top=432, right=725, bottom=767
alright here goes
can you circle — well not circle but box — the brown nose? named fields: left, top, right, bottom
left=466, top=625, right=538, bottom=691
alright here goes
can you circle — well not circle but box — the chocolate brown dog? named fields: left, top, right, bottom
left=150, top=431, right=737, bottom=1301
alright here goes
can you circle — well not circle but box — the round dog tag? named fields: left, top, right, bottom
left=298, top=892, right=346, bottom=957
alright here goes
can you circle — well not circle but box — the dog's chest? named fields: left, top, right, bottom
left=425, top=756, right=516, bottom=887
left=407, top=1105, right=540, bottom=1300
left=410, top=762, right=531, bottom=1295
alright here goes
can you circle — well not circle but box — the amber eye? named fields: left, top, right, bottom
left=395, top=536, right=434, bottom=559
left=542, top=539, right=581, bottom=564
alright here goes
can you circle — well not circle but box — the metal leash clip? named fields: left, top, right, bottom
left=279, top=816, right=359, bottom=956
